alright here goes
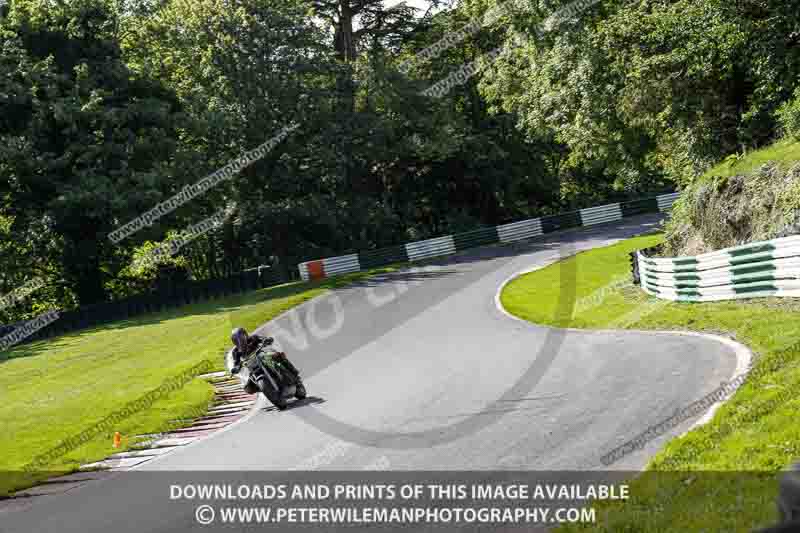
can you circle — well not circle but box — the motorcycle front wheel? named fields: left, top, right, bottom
left=258, top=377, right=287, bottom=410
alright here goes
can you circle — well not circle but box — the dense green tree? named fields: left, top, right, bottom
left=482, top=0, right=800, bottom=187
left=5, top=0, right=800, bottom=322
left=120, top=0, right=341, bottom=278
left=0, top=0, right=189, bottom=304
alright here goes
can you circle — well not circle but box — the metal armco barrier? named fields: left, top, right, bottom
left=656, top=192, right=680, bottom=212
left=637, top=235, right=800, bottom=302
left=630, top=243, right=664, bottom=285
left=405, top=235, right=457, bottom=262
left=322, top=254, right=360, bottom=277
left=496, top=219, right=542, bottom=243
left=579, top=204, right=624, bottom=227
left=298, top=192, right=680, bottom=281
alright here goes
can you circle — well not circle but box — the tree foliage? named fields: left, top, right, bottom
left=2, top=0, right=799, bottom=320
left=482, top=0, right=800, bottom=187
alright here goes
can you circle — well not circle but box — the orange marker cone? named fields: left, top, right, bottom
left=113, top=432, right=122, bottom=448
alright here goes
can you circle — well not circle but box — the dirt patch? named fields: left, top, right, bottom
left=663, top=162, right=800, bottom=256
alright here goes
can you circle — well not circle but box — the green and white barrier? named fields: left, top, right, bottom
left=300, top=192, right=679, bottom=281
left=637, top=235, right=800, bottom=302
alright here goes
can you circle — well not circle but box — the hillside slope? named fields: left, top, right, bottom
left=664, top=139, right=800, bottom=256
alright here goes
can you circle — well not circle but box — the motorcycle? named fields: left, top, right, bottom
left=756, top=462, right=800, bottom=532
left=227, top=338, right=306, bottom=410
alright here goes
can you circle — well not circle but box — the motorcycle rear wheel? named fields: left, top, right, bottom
left=258, top=377, right=287, bottom=410
left=295, top=383, right=307, bottom=400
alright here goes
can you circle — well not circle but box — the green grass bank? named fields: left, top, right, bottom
left=502, top=233, right=800, bottom=531
left=0, top=269, right=392, bottom=497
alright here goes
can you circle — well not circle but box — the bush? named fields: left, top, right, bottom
left=777, top=88, right=800, bottom=140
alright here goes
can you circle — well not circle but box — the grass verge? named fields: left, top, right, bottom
left=697, top=138, right=800, bottom=182
left=0, top=267, right=395, bottom=497
left=501, top=233, right=800, bottom=532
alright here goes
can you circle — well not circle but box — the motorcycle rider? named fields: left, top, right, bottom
left=228, top=327, right=301, bottom=395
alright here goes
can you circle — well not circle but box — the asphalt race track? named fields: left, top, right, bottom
left=2, top=214, right=741, bottom=533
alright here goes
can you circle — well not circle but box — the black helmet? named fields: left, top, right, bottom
left=231, top=327, right=249, bottom=353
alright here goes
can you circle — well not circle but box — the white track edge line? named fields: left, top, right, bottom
left=492, top=238, right=754, bottom=442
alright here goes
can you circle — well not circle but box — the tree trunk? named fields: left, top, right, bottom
left=334, top=1, right=357, bottom=63
left=333, top=2, right=356, bottom=199
left=63, top=238, right=107, bottom=305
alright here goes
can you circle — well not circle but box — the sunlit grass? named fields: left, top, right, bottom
left=502, top=234, right=800, bottom=532
left=0, top=268, right=394, bottom=497
left=698, top=138, right=800, bottom=181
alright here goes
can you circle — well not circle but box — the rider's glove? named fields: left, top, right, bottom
left=231, top=364, right=242, bottom=375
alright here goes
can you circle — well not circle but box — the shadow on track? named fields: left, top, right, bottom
left=260, top=396, right=326, bottom=413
